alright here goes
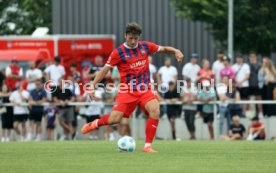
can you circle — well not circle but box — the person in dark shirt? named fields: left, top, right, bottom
left=221, top=116, right=245, bottom=140
left=52, top=79, right=75, bottom=140
left=45, top=101, right=58, bottom=140
left=27, top=79, right=47, bottom=141
left=164, top=81, right=181, bottom=140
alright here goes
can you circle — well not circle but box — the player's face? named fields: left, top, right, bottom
left=125, top=34, right=139, bottom=48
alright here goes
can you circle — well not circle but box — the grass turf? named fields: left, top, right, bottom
left=0, top=141, right=276, bottom=173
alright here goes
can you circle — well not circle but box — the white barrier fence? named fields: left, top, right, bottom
left=1, top=100, right=276, bottom=140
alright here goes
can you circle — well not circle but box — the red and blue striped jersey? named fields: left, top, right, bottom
left=106, top=41, right=159, bottom=90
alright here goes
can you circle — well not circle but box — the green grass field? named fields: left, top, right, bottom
left=0, top=141, right=276, bottom=173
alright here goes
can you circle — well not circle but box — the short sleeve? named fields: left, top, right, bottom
left=106, top=50, right=121, bottom=67
left=5, top=67, right=11, bottom=76
left=145, top=41, right=159, bottom=54
left=9, top=92, right=15, bottom=101
left=60, top=66, right=65, bottom=76
left=182, top=64, right=188, bottom=76
left=173, top=67, right=178, bottom=76
left=158, top=67, right=164, bottom=74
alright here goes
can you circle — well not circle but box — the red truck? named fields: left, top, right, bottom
left=0, top=35, right=115, bottom=77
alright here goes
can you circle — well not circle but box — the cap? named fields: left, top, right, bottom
left=222, top=56, right=231, bottom=62
left=191, top=53, right=199, bottom=58
left=202, top=80, right=210, bottom=87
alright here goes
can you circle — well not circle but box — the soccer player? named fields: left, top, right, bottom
left=81, top=23, right=184, bottom=152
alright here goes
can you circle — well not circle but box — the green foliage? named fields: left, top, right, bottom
left=171, top=0, right=276, bottom=55
left=0, top=0, right=52, bottom=35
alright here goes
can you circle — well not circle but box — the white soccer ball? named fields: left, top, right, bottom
left=117, top=136, right=136, bottom=152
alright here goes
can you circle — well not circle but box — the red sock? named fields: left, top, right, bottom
left=97, top=114, right=110, bottom=126
left=145, top=118, right=159, bottom=143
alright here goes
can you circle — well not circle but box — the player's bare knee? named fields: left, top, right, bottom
left=149, top=107, right=160, bottom=119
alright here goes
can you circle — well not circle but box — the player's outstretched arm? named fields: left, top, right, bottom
left=158, top=46, right=184, bottom=62
left=88, top=65, right=112, bottom=99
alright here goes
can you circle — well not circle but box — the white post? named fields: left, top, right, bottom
left=228, top=0, right=234, bottom=62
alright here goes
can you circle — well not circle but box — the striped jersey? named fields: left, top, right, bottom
left=106, top=41, right=159, bottom=90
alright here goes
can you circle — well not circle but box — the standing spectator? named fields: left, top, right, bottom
left=212, top=51, right=225, bottom=85
left=45, top=101, right=58, bottom=140
left=0, top=68, right=5, bottom=88
left=232, top=55, right=250, bottom=114
left=247, top=116, right=265, bottom=141
left=182, top=78, right=197, bottom=140
left=149, top=56, right=157, bottom=83
left=197, top=59, right=214, bottom=84
left=220, top=56, right=235, bottom=80
left=52, top=79, right=75, bottom=140
left=44, top=56, right=65, bottom=86
left=221, top=116, right=246, bottom=140
left=196, top=81, right=216, bottom=140
left=9, top=84, right=30, bottom=141
left=164, top=81, right=182, bottom=140
left=248, top=53, right=263, bottom=117
left=27, top=79, right=47, bottom=141
left=157, top=58, right=178, bottom=88
left=25, top=61, right=42, bottom=91
left=89, top=55, right=111, bottom=85
left=258, top=57, right=276, bottom=116
left=5, top=58, right=23, bottom=91
left=79, top=89, right=103, bottom=140
left=182, top=53, right=200, bottom=83
left=0, top=84, right=13, bottom=142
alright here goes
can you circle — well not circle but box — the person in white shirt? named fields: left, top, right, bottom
left=232, top=55, right=250, bottom=114
left=9, top=84, right=30, bottom=141
left=44, top=56, right=65, bottom=86
left=157, top=58, right=178, bottom=88
left=26, top=61, right=42, bottom=91
left=212, top=51, right=225, bottom=84
left=79, top=89, right=103, bottom=140
left=149, top=56, right=157, bottom=83
left=182, top=53, right=200, bottom=83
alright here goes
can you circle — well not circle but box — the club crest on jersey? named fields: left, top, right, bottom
left=140, top=49, right=146, bottom=56
left=130, top=60, right=146, bottom=69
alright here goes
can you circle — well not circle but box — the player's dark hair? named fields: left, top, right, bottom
left=125, top=23, right=142, bottom=35
left=70, top=63, right=77, bottom=68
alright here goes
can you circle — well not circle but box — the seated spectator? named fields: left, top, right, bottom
left=221, top=116, right=245, bottom=140
left=196, top=80, right=216, bottom=140
left=9, top=84, right=30, bottom=141
left=0, top=84, right=13, bottom=142
left=247, top=116, right=265, bottom=141
left=45, top=101, right=58, bottom=140
left=5, top=58, right=23, bottom=91
left=182, top=78, right=197, bottom=139
left=52, top=79, right=75, bottom=140
left=27, top=79, right=47, bottom=141
left=164, top=81, right=182, bottom=140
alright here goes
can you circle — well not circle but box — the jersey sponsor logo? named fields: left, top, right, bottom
left=130, top=60, right=146, bottom=69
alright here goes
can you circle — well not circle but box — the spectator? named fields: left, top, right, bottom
left=247, top=116, right=265, bottom=141
left=44, top=56, right=65, bottom=86
left=45, top=101, right=58, bottom=140
left=89, top=55, right=110, bottom=85
left=221, top=116, right=246, bottom=140
left=9, top=84, right=30, bottom=141
left=212, top=51, right=225, bottom=85
left=197, top=59, right=214, bottom=85
left=182, top=78, right=197, bottom=140
left=0, top=84, right=13, bottom=142
left=5, top=58, right=23, bottom=91
left=182, top=53, right=200, bottom=83
left=196, top=80, right=216, bottom=140
left=25, top=61, right=42, bottom=91
left=220, top=56, right=235, bottom=80
left=157, top=58, right=178, bottom=88
left=149, top=56, right=157, bottom=83
left=52, top=79, right=75, bottom=140
left=248, top=53, right=263, bottom=117
left=258, top=57, right=276, bottom=116
left=27, top=79, right=47, bottom=141
left=232, top=55, right=250, bottom=115
left=164, top=81, right=182, bottom=140
left=0, top=68, right=5, bottom=88
left=79, top=89, right=103, bottom=140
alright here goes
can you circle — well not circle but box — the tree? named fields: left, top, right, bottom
left=0, top=0, right=52, bottom=35
left=171, top=0, right=276, bottom=55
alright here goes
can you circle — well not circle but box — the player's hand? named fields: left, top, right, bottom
left=175, top=50, right=184, bottom=62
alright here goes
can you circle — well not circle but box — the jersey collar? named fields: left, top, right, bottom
left=123, top=42, right=138, bottom=49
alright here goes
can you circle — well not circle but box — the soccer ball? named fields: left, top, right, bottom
left=117, top=136, right=136, bottom=152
